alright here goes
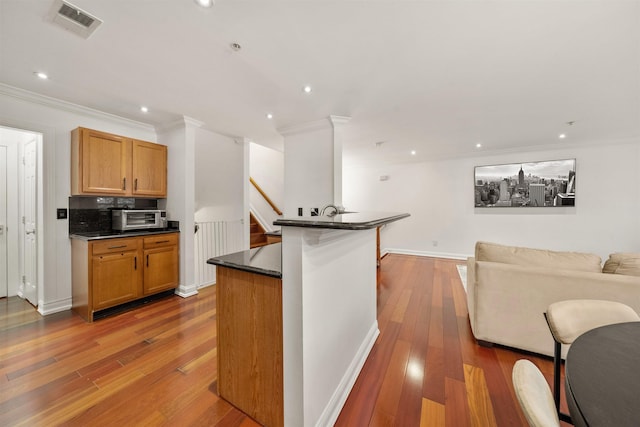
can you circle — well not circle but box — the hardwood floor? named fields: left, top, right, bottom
left=0, top=255, right=569, bottom=426
left=0, top=297, right=41, bottom=331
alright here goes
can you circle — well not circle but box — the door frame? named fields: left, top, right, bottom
left=0, top=124, right=44, bottom=310
left=0, top=145, right=6, bottom=297
left=20, top=136, right=39, bottom=306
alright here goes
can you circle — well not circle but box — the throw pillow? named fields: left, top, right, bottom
left=603, top=253, right=640, bottom=275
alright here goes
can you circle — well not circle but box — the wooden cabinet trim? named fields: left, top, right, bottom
left=143, top=233, right=178, bottom=249
left=92, top=237, right=142, bottom=255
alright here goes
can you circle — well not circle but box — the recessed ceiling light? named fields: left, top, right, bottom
left=410, top=150, right=417, bottom=156
left=559, top=133, right=567, bottom=139
left=303, top=85, right=312, bottom=94
left=194, top=0, right=214, bottom=7
left=140, top=106, right=149, bottom=113
left=476, top=143, right=482, bottom=148
left=34, top=72, right=48, bottom=80
left=266, top=113, right=273, bottom=119
left=230, top=43, right=242, bottom=52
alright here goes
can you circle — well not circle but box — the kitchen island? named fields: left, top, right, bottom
left=208, top=212, right=409, bottom=427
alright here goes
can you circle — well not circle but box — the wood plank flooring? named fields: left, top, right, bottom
left=0, top=255, right=569, bottom=426
left=0, top=297, right=41, bottom=331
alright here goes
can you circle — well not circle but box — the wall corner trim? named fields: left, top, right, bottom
left=175, top=285, right=198, bottom=298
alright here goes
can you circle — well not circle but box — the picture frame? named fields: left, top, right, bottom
left=474, top=159, right=576, bottom=207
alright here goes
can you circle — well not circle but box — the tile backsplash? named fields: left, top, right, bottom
left=69, top=197, right=158, bottom=234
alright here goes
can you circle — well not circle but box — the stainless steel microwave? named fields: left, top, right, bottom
left=112, top=209, right=167, bottom=231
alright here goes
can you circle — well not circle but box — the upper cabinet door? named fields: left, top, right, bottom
left=71, top=127, right=167, bottom=198
left=72, top=128, right=129, bottom=195
left=132, top=139, right=167, bottom=197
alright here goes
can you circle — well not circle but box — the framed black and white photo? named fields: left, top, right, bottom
left=474, top=159, right=576, bottom=207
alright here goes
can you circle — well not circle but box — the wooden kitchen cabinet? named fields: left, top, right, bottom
left=143, top=233, right=179, bottom=294
left=92, top=239, right=142, bottom=310
left=132, top=139, right=167, bottom=197
left=72, top=232, right=179, bottom=322
left=71, top=127, right=167, bottom=198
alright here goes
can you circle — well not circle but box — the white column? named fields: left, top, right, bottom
left=237, top=137, right=251, bottom=250
left=329, top=115, right=350, bottom=208
left=280, top=116, right=350, bottom=217
left=156, top=116, right=202, bottom=297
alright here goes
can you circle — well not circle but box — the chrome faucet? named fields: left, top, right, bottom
left=321, top=204, right=341, bottom=217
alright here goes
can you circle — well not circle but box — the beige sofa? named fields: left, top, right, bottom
left=467, top=241, right=640, bottom=357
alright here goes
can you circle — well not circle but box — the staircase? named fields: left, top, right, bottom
left=250, top=212, right=268, bottom=248
left=249, top=177, right=283, bottom=248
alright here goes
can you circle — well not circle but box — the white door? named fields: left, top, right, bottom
left=0, top=146, right=6, bottom=298
left=22, top=139, right=37, bottom=306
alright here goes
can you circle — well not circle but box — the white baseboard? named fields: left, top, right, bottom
left=315, top=322, right=380, bottom=427
left=175, top=284, right=198, bottom=298
left=38, top=298, right=72, bottom=316
left=385, top=247, right=470, bottom=260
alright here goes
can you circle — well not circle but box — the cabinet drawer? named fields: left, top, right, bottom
left=92, top=238, right=141, bottom=255
left=143, top=233, right=178, bottom=249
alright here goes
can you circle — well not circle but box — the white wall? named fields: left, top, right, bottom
left=0, top=85, right=156, bottom=314
left=344, top=140, right=640, bottom=261
left=194, top=129, right=244, bottom=223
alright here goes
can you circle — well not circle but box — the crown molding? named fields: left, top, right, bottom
left=0, top=83, right=155, bottom=132
left=155, top=116, right=205, bottom=134
left=278, top=118, right=330, bottom=136
left=329, top=115, right=351, bottom=128
left=277, top=115, right=349, bottom=137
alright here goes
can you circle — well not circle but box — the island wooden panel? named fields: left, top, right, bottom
left=216, top=266, right=283, bottom=427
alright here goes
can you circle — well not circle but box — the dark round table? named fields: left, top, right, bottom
left=565, top=321, right=640, bottom=427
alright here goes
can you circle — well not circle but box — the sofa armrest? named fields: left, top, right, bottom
left=466, top=257, right=476, bottom=334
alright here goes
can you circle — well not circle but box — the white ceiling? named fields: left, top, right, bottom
left=1, top=1, right=638, bottom=165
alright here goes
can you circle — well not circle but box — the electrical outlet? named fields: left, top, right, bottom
left=57, top=208, right=67, bottom=219
left=298, top=207, right=303, bottom=216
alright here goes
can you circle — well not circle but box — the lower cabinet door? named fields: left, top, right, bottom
left=92, top=251, right=141, bottom=310
left=143, top=245, right=179, bottom=295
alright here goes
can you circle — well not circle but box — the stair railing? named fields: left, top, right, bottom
left=250, top=177, right=283, bottom=216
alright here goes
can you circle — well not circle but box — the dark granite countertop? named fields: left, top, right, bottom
left=70, top=229, right=179, bottom=241
left=207, top=243, right=282, bottom=279
left=273, top=211, right=410, bottom=230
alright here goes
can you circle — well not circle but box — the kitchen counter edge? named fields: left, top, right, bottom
left=70, top=229, right=180, bottom=241
left=273, top=211, right=410, bottom=230
left=207, top=243, right=282, bottom=279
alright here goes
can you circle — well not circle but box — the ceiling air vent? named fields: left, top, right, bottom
left=48, top=0, right=103, bottom=39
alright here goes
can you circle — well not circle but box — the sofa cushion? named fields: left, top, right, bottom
left=603, top=253, right=640, bottom=276
left=475, top=241, right=602, bottom=273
